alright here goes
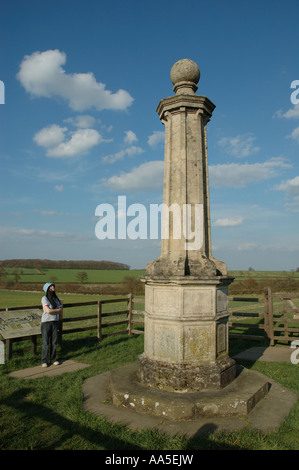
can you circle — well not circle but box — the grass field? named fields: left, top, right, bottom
left=229, top=270, right=299, bottom=280
left=0, top=317, right=298, bottom=450
left=0, top=286, right=298, bottom=450
left=0, top=289, right=124, bottom=308
left=2, top=267, right=299, bottom=284
left=2, top=267, right=146, bottom=284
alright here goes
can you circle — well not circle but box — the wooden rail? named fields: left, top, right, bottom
left=228, top=294, right=266, bottom=342
left=1, top=289, right=298, bottom=359
left=0, top=297, right=130, bottom=359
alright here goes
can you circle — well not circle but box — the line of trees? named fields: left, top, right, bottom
left=0, top=259, right=130, bottom=270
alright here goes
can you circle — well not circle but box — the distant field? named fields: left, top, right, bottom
left=2, top=268, right=146, bottom=284
left=1, top=268, right=299, bottom=297
left=2, top=268, right=299, bottom=284
left=0, top=289, right=127, bottom=309
left=229, top=270, right=299, bottom=280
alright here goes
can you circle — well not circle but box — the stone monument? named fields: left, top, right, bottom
left=138, top=59, right=236, bottom=391
left=82, top=60, right=298, bottom=434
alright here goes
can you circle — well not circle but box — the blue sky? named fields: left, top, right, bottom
left=1, top=0, right=299, bottom=271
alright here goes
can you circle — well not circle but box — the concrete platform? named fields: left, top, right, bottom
left=82, top=362, right=298, bottom=437
left=9, top=360, right=90, bottom=379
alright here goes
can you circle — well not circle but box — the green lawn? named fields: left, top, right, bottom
left=0, top=289, right=298, bottom=450
left=229, top=270, right=299, bottom=280
left=3, top=267, right=146, bottom=284
left=0, top=328, right=298, bottom=450
left=3, top=268, right=299, bottom=284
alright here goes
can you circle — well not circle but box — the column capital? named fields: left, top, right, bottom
left=156, top=94, right=216, bottom=121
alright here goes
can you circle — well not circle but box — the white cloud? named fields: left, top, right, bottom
left=9, top=227, right=89, bottom=240
left=276, top=175, right=299, bottom=196
left=103, top=160, right=164, bottom=192
left=124, top=130, right=138, bottom=145
left=37, top=210, right=59, bottom=216
left=33, top=124, right=67, bottom=148
left=34, top=125, right=104, bottom=158
left=285, top=196, right=299, bottom=212
left=17, top=49, right=134, bottom=112
left=274, top=103, right=299, bottom=145
left=209, top=157, right=291, bottom=188
left=287, top=126, right=299, bottom=143
left=148, top=130, right=164, bottom=147
left=218, top=133, right=260, bottom=158
left=277, top=104, right=299, bottom=119
left=213, top=216, right=244, bottom=227
left=237, top=242, right=259, bottom=251
left=102, top=145, right=144, bottom=164
left=55, top=185, right=64, bottom=192
left=34, top=209, right=79, bottom=216
left=64, top=115, right=96, bottom=128
left=48, top=128, right=102, bottom=157
left=275, top=176, right=299, bottom=212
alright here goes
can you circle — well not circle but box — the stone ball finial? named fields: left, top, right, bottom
left=170, top=59, right=200, bottom=95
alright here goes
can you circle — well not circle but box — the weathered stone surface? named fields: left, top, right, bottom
left=170, top=59, right=200, bottom=86
left=146, top=60, right=226, bottom=279
left=138, top=60, right=236, bottom=393
left=82, top=60, right=298, bottom=433
left=137, top=354, right=236, bottom=392
left=109, top=363, right=269, bottom=420
left=139, top=276, right=236, bottom=391
left=82, top=363, right=298, bottom=435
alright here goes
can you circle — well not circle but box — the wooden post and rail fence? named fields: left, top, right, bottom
left=0, top=288, right=298, bottom=360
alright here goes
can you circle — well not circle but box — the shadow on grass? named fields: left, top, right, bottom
left=2, top=387, right=246, bottom=450
left=58, top=333, right=142, bottom=363
left=1, top=387, right=142, bottom=450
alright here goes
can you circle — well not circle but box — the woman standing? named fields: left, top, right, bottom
left=41, top=283, right=63, bottom=367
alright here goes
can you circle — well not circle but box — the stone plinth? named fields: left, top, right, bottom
left=110, top=363, right=269, bottom=421
left=138, top=276, right=236, bottom=391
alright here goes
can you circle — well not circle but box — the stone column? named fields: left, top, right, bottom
left=138, top=59, right=236, bottom=391
left=147, top=59, right=226, bottom=278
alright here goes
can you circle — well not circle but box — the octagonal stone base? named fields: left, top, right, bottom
left=139, top=276, right=236, bottom=391
left=109, top=363, right=269, bottom=421
left=137, top=354, right=236, bottom=392
left=82, top=361, right=299, bottom=436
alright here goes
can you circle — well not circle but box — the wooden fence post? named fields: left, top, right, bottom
left=58, top=301, right=63, bottom=345
left=264, top=288, right=269, bottom=343
left=31, top=335, right=37, bottom=355
left=7, top=339, right=13, bottom=360
left=264, top=287, right=274, bottom=346
left=127, top=293, right=133, bottom=336
left=5, top=308, right=13, bottom=360
left=97, top=301, right=102, bottom=340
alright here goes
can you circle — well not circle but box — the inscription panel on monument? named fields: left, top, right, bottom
left=183, top=288, right=214, bottom=317
left=216, top=287, right=228, bottom=315
left=153, top=288, right=179, bottom=316
left=216, top=321, right=227, bottom=356
left=150, top=321, right=181, bottom=362
left=183, top=323, right=214, bottom=363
